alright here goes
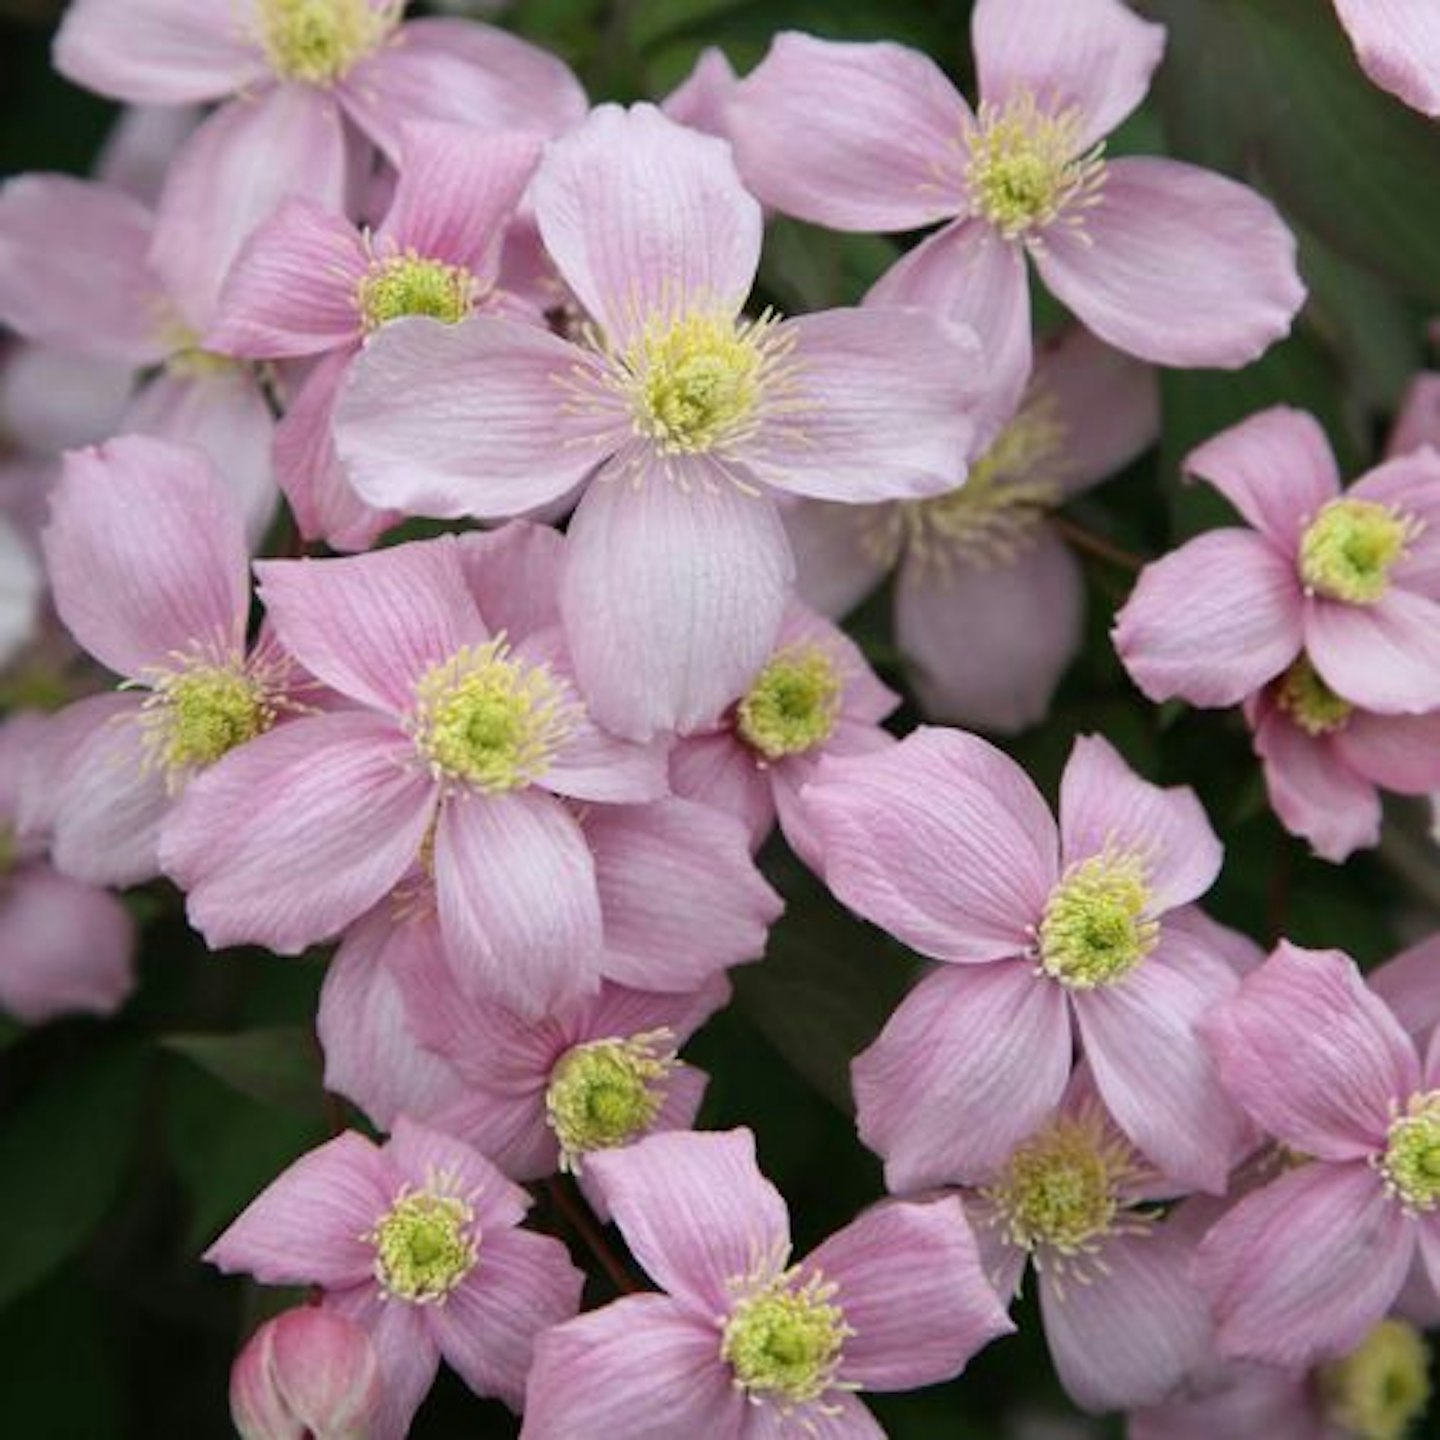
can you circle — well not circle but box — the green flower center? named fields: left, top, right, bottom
left=358, top=255, right=476, bottom=332
left=369, top=1185, right=479, bottom=1304
left=736, top=645, right=842, bottom=760
left=1299, top=498, right=1417, bottom=605
left=1322, top=1319, right=1431, bottom=1440
left=721, top=1268, right=851, bottom=1408
left=139, top=659, right=275, bottom=788
left=1381, top=1093, right=1440, bottom=1212
left=1038, top=851, right=1157, bottom=989
left=545, top=1031, right=676, bottom=1170
left=256, top=0, right=400, bottom=85
left=1276, top=655, right=1354, bottom=736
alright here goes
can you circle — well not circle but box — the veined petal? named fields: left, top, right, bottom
left=1305, top=588, right=1440, bottom=714
left=456, top=522, right=565, bottom=640
left=1335, top=0, right=1440, bottom=118
left=782, top=501, right=889, bottom=620
left=660, top=46, right=738, bottom=138
left=1340, top=709, right=1440, bottom=793
left=1349, top=448, right=1440, bottom=597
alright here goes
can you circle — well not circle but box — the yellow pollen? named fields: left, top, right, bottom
left=1380, top=1092, right=1440, bottom=1212
left=965, top=93, right=1106, bottom=241
left=137, top=655, right=276, bottom=789
left=358, top=254, right=476, bottom=332
left=411, top=638, right=575, bottom=793
left=721, top=1266, right=853, bottom=1409
left=368, top=1181, right=479, bottom=1304
left=156, top=319, right=240, bottom=378
left=1038, top=849, right=1157, bottom=990
left=736, top=645, right=843, bottom=761
left=1275, top=656, right=1354, bottom=736
left=1321, top=1319, right=1431, bottom=1440
left=1299, top=498, right=1418, bottom=605
left=544, top=1030, right=676, bottom=1171
left=256, top=0, right=401, bottom=86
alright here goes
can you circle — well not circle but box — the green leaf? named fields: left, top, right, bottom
left=162, top=1026, right=325, bottom=1121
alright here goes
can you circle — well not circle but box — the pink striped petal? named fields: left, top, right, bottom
left=1348, top=448, right=1440, bottom=597
left=326, top=1288, right=439, bottom=1440
left=1371, top=933, right=1440, bottom=1049
left=456, top=522, right=564, bottom=640
left=1129, top=1368, right=1320, bottom=1440
left=1335, top=0, right=1440, bottom=117
left=661, top=46, right=738, bottom=138
left=783, top=500, right=889, bottom=620
left=670, top=732, right=775, bottom=852
left=1305, top=588, right=1440, bottom=714
left=1334, top=708, right=1440, bottom=793
left=386, top=1117, right=530, bottom=1232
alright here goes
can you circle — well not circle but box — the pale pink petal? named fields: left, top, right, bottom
left=1035, top=158, right=1305, bottom=369
left=1305, top=588, right=1440, bottom=714
left=1348, top=447, right=1440, bottom=596
left=805, top=1196, right=1013, bottom=1389
left=727, top=32, right=970, bottom=232
left=95, top=103, right=202, bottom=206
left=386, top=1117, right=530, bottom=1231
left=896, top=527, right=1084, bottom=734
left=1334, top=709, right=1440, bottom=793
left=456, top=522, right=564, bottom=640
left=0, top=175, right=167, bottom=363
left=325, top=1289, right=438, bottom=1440
left=53, top=0, right=265, bottom=103
left=740, top=1394, right=883, bottom=1439
left=772, top=723, right=895, bottom=872
left=1184, top=406, right=1341, bottom=551
left=588, top=797, right=782, bottom=993
left=1058, top=734, right=1222, bottom=911
left=669, top=733, right=775, bottom=851
left=782, top=501, right=890, bottom=619
left=1198, top=1161, right=1413, bottom=1367
left=434, top=789, right=604, bottom=1020
left=161, top=713, right=435, bottom=953
left=1387, top=372, right=1440, bottom=460
left=0, top=518, right=38, bottom=671
left=853, top=962, right=1072, bottom=1190
left=1113, top=530, right=1303, bottom=705
left=336, top=314, right=619, bottom=519
left=1202, top=943, right=1416, bottom=1159
left=586, top=1128, right=790, bottom=1314
left=0, top=343, right=135, bottom=454
left=521, top=1295, right=742, bottom=1440
left=559, top=457, right=793, bottom=740
left=1371, top=933, right=1440, bottom=1048
left=661, top=46, right=739, bottom=138
left=1335, top=0, right=1440, bottom=117
left=973, top=0, right=1165, bottom=150
left=805, top=728, right=1058, bottom=964
left=1129, top=1367, right=1321, bottom=1440
left=430, top=1089, right=557, bottom=1185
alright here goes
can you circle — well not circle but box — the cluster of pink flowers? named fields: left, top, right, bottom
left=2, top=0, right=1440, bottom=1436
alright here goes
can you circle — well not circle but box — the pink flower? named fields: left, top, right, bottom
left=520, top=1128, right=1012, bottom=1438
left=661, top=46, right=739, bottom=138
left=671, top=598, right=899, bottom=866
left=786, top=325, right=1157, bottom=733
left=806, top=728, right=1245, bottom=1192
left=1197, top=943, right=1440, bottom=1367
left=726, top=2, right=1303, bottom=425
left=335, top=103, right=986, bottom=739
left=1116, top=406, right=1440, bottom=715
left=162, top=529, right=671, bottom=1017
left=1334, top=0, right=1440, bottom=117
left=206, top=1117, right=583, bottom=1440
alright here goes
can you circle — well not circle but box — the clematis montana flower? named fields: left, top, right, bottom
left=727, top=0, right=1304, bottom=426
left=1334, top=1, right=1440, bottom=118
left=521, top=1128, right=1012, bottom=1438
left=207, top=1117, right=584, bottom=1440
left=335, top=103, right=986, bottom=740
left=806, top=728, right=1245, bottom=1192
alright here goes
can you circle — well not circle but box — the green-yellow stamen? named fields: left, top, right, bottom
left=1038, top=850, right=1157, bottom=989
left=1276, top=656, right=1354, bottom=736
left=0, top=823, right=16, bottom=879
left=736, top=645, right=842, bottom=761
left=1321, top=1319, right=1431, bottom=1440
left=1380, top=1092, right=1440, bottom=1212
left=256, top=0, right=401, bottom=85
left=721, top=1267, right=852, bottom=1408
left=138, top=658, right=275, bottom=788
left=545, top=1030, right=677, bottom=1170
left=358, top=254, right=476, bottom=332
left=1299, top=498, right=1417, bottom=605
left=412, top=639, right=574, bottom=793
left=369, top=1183, right=479, bottom=1304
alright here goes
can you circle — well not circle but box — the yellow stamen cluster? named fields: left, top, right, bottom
left=369, top=1181, right=479, bottom=1304
left=411, top=639, right=574, bottom=793
left=544, top=1030, right=677, bottom=1170
left=1275, top=656, right=1354, bottom=736
left=137, top=654, right=278, bottom=789
left=1380, top=1092, right=1440, bottom=1212
left=721, top=1266, right=853, bottom=1409
left=736, top=645, right=843, bottom=761
left=1299, top=498, right=1418, bottom=605
left=156, top=319, right=239, bottom=379
left=358, top=254, right=476, bottom=332
left=965, top=93, right=1106, bottom=241
left=1321, top=1319, right=1431, bottom=1440
left=256, top=0, right=401, bottom=86
left=1038, top=849, right=1157, bottom=990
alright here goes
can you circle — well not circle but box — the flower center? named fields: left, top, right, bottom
left=965, top=93, right=1106, bottom=241
left=1275, top=655, right=1354, bottom=736
left=138, top=657, right=276, bottom=789
left=1038, top=850, right=1157, bottom=989
left=411, top=639, right=574, bottom=793
left=369, top=1184, right=479, bottom=1304
left=721, top=1268, right=852, bottom=1409
left=1380, top=1093, right=1440, bottom=1212
left=256, top=0, right=400, bottom=85
left=0, top=822, right=16, bottom=880
left=1299, top=498, right=1418, bottom=605
left=358, top=255, right=476, bottom=332
left=736, top=645, right=843, bottom=761
left=545, top=1031, right=677, bottom=1171
left=1321, top=1319, right=1431, bottom=1440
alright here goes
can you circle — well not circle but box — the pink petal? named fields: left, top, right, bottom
left=1348, top=447, right=1440, bottom=597
left=1198, top=1161, right=1413, bottom=1367
left=385, top=1117, right=530, bottom=1232
left=1129, top=1367, right=1321, bottom=1440
left=434, top=789, right=605, bottom=1021
left=1034, top=157, right=1304, bottom=369
left=805, top=728, right=1058, bottom=964
left=1202, top=942, right=1417, bottom=1160
left=1113, top=530, right=1303, bottom=706
left=161, top=713, right=435, bottom=953
left=1184, top=406, right=1341, bottom=552
left=772, top=723, right=894, bottom=872
left=727, top=32, right=970, bottom=232
left=559, top=458, right=793, bottom=741
left=740, top=306, right=984, bottom=503
left=973, top=0, right=1165, bottom=150
left=782, top=501, right=889, bottom=619
left=741, top=1394, right=883, bottom=1439
left=336, top=313, right=619, bottom=519
left=587, top=797, right=782, bottom=993
left=256, top=538, right=485, bottom=713
left=521, top=1295, right=742, bottom=1440
left=896, top=527, right=1084, bottom=735
left=1334, top=0, right=1440, bottom=117
left=660, top=46, right=738, bottom=137
left=94, top=102, right=202, bottom=205
left=1387, top=371, right=1440, bottom=460
left=587, top=1128, right=791, bottom=1314
left=1305, top=587, right=1440, bottom=714
left=1341, top=710, right=1440, bottom=810
left=456, top=522, right=564, bottom=640
left=0, top=175, right=167, bottom=363
left=853, top=961, right=1072, bottom=1190
left=669, top=732, right=775, bottom=852
left=1370, top=933, right=1440, bottom=1049
left=326, top=1289, right=439, bottom=1440
left=0, top=343, right=135, bottom=454
left=45, top=434, right=248, bottom=680
left=805, top=1196, right=1013, bottom=1389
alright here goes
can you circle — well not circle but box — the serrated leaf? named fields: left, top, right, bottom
left=163, top=1026, right=324, bottom=1121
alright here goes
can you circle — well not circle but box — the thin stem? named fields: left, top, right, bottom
left=1051, top=516, right=1147, bottom=573
left=544, top=1175, right=641, bottom=1295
